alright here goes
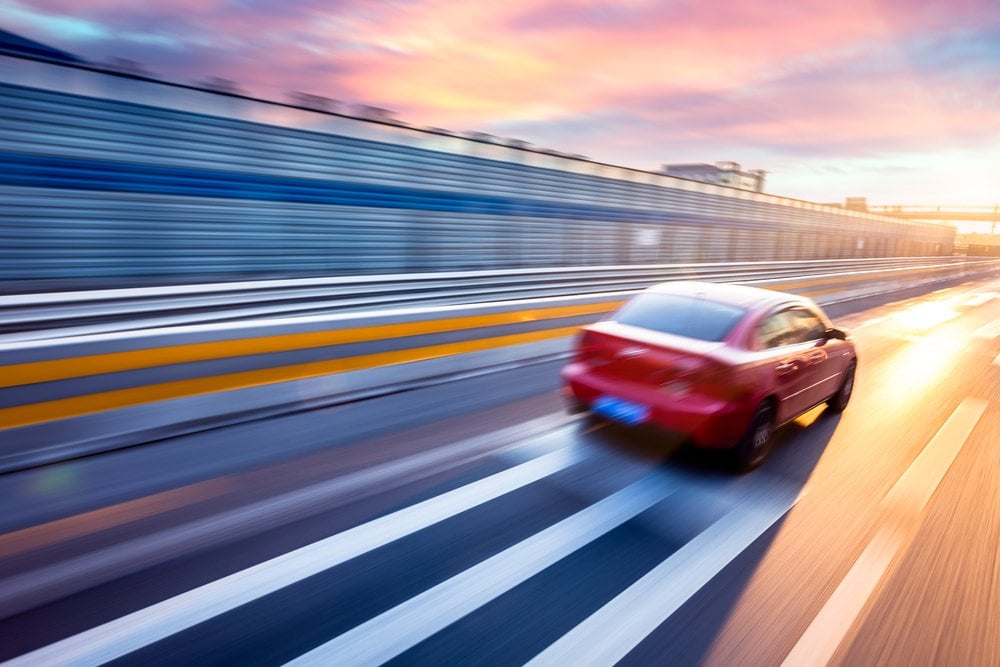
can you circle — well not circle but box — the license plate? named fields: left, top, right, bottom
left=593, top=396, right=649, bottom=426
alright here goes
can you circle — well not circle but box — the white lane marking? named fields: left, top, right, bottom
left=781, top=527, right=903, bottom=667
left=994, top=352, right=1000, bottom=367
left=287, top=471, right=678, bottom=666
left=0, top=414, right=583, bottom=618
left=6, top=446, right=588, bottom=667
left=878, top=398, right=987, bottom=516
left=527, top=483, right=802, bottom=667
left=961, top=292, right=998, bottom=308
left=973, top=319, right=1000, bottom=339
left=782, top=397, right=987, bottom=667
left=855, top=316, right=886, bottom=329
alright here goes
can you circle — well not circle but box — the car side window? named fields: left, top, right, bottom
left=756, top=311, right=799, bottom=349
left=789, top=307, right=826, bottom=341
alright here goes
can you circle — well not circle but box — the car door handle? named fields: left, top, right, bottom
left=806, top=351, right=825, bottom=363
left=776, top=361, right=796, bottom=376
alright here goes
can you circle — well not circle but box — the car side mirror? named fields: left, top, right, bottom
left=825, top=327, right=848, bottom=341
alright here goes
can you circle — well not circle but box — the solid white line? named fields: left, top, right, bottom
left=961, top=293, right=997, bottom=308
left=781, top=397, right=987, bottom=667
left=780, top=527, right=903, bottom=667
left=287, top=471, right=678, bottom=666
left=6, top=446, right=588, bottom=667
left=856, top=316, right=886, bottom=329
left=880, top=398, right=987, bottom=516
left=972, top=320, right=1000, bottom=339
left=994, top=352, right=1000, bottom=366
left=0, top=414, right=582, bottom=618
left=527, top=483, right=802, bottom=666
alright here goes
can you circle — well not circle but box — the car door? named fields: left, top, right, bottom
left=787, top=306, right=843, bottom=409
left=752, top=309, right=813, bottom=423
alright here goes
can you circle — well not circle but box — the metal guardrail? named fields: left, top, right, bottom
left=2, top=255, right=999, bottom=473
left=0, top=257, right=980, bottom=341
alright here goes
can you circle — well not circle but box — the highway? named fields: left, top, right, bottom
left=1, top=276, right=999, bottom=666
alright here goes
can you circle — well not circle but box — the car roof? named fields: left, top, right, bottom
left=644, top=280, right=800, bottom=310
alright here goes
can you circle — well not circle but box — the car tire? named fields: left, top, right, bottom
left=826, top=360, right=856, bottom=413
left=732, top=402, right=775, bottom=471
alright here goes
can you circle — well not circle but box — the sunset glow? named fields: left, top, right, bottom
left=2, top=0, right=997, bottom=207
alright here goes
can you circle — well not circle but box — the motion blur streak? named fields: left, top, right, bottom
left=290, top=471, right=678, bottom=665
left=4, top=258, right=995, bottom=453
left=0, top=55, right=955, bottom=292
left=0, top=301, right=620, bottom=389
left=0, top=259, right=971, bottom=390
left=3, top=278, right=1000, bottom=666
left=699, top=280, right=1000, bottom=666
left=782, top=398, right=986, bottom=666
left=4, top=446, right=587, bottom=667
left=528, top=482, right=801, bottom=666
left=0, top=325, right=582, bottom=430
left=0, top=478, right=229, bottom=559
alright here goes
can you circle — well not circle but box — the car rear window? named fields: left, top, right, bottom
left=614, top=292, right=747, bottom=342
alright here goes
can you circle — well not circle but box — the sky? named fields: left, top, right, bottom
left=2, top=0, right=999, bottom=213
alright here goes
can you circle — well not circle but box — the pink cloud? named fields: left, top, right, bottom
left=4, top=0, right=998, bottom=203
left=286, top=0, right=999, bottom=133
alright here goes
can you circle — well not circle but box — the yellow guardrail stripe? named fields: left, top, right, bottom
left=0, top=263, right=966, bottom=391
left=0, top=326, right=583, bottom=431
left=0, top=261, right=980, bottom=431
left=0, top=301, right=622, bottom=390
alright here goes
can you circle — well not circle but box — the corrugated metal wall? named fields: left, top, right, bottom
left=0, top=56, right=955, bottom=284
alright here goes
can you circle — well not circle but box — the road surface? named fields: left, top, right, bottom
left=1, top=277, right=999, bottom=666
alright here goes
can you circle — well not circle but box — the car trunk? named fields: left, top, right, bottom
left=578, top=321, right=726, bottom=387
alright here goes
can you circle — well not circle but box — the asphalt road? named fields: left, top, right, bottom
left=1, top=277, right=999, bottom=666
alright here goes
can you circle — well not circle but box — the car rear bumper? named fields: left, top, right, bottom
left=561, top=362, right=754, bottom=448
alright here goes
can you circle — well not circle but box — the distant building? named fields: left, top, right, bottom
left=821, top=197, right=870, bottom=211
left=661, top=161, right=766, bottom=192
left=844, top=197, right=869, bottom=212
left=0, top=29, right=85, bottom=63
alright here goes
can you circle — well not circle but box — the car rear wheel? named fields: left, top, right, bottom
left=826, top=360, right=856, bottom=413
left=732, top=402, right=775, bottom=471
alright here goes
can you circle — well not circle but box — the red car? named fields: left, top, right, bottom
left=562, top=281, right=856, bottom=468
